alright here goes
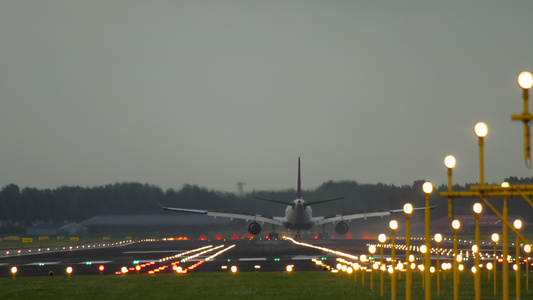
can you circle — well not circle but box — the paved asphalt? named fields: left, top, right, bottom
left=0, top=238, right=374, bottom=278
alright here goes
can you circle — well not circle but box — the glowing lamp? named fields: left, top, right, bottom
left=378, top=233, right=387, bottom=243
left=389, top=220, right=398, bottom=230
left=471, top=266, right=477, bottom=274
left=525, top=244, right=532, bottom=253
left=66, top=266, right=73, bottom=278
left=422, top=182, right=433, bottom=194
left=474, top=122, right=488, bottom=138
left=514, top=219, right=523, bottom=230
left=420, top=245, right=427, bottom=254
left=368, top=245, right=376, bottom=254
left=444, top=155, right=456, bottom=169
left=472, top=245, right=478, bottom=253
left=452, top=220, right=461, bottom=230
left=286, top=265, right=294, bottom=272
left=491, top=233, right=499, bottom=243
left=473, top=203, right=483, bottom=214
left=231, top=266, right=238, bottom=273
left=501, top=182, right=510, bottom=188
left=487, top=262, right=493, bottom=270
left=403, top=203, right=413, bottom=215
left=121, top=266, right=128, bottom=274
left=518, top=71, right=533, bottom=89
left=434, top=233, right=443, bottom=243
left=360, top=254, right=367, bottom=262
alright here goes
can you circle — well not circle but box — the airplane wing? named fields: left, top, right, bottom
left=158, top=202, right=284, bottom=226
left=314, top=205, right=429, bottom=226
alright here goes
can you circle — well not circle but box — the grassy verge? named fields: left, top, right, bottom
left=0, top=271, right=531, bottom=300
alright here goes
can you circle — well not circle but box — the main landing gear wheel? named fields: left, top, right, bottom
left=267, top=232, right=279, bottom=240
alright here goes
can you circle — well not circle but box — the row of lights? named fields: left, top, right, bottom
left=3, top=240, right=134, bottom=257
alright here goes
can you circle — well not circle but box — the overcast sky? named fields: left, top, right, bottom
left=1, top=1, right=533, bottom=193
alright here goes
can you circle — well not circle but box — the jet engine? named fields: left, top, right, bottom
left=334, top=221, right=349, bottom=235
left=247, top=221, right=262, bottom=236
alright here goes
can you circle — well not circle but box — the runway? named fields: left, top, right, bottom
left=0, top=238, right=372, bottom=277
left=0, top=236, right=497, bottom=278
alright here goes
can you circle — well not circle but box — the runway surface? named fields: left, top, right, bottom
left=0, top=238, right=373, bottom=277
left=0, top=237, right=496, bottom=278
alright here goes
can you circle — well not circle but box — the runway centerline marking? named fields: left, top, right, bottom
left=238, top=258, right=267, bottom=261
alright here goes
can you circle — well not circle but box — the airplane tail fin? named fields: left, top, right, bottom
left=297, top=157, right=301, bottom=199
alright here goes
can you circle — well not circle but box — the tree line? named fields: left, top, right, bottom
left=0, top=176, right=532, bottom=229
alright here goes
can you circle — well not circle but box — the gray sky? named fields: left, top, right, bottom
left=1, top=1, right=533, bottom=193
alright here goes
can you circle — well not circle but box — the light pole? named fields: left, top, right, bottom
left=435, top=233, right=442, bottom=297
left=473, top=202, right=482, bottom=300
left=444, top=155, right=456, bottom=218
left=514, top=219, right=523, bottom=300
left=379, top=233, right=387, bottom=297
left=421, top=245, right=427, bottom=289
left=525, top=244, right=531, bottom=291
left=452, top=219, right=461, bottom=300
left=423, top=181, right=433, bottom=300
left=390, top=220, right=398, bottom=300
left=404, top=203, right=413, bottom=300
left=361, top=254, right=367, bottom=286
left=492, top=233, right=500, bottom=297
left=369, top=245, right=377, bottom=291
left=502, top=181, right=510, bottom=300
left=513, top=71, right=533, bottom=166
left=474, top=122, right=488, bottom=185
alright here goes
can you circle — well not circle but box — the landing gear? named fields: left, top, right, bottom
left=267, top=225, right=279, bottom=240
left=267, top=232, right=279, bottom=240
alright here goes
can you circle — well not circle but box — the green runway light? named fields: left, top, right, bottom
left=86, top=262, right=92, bottom=265
left=132, top=260, right=140, bottom=265
left=274, top=258, right=280, bottom=261
left=321, top=257, right=327, bottom=261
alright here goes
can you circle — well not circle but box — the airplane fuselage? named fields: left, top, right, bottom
left=283, top=199, right=313, bottom=230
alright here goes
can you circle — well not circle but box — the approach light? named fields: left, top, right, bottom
left=286, top=265, right=294, bottom=272
left=434, top=233, right=443, bottom=243
left=514, top=219, right=523, bottom=230
left=422, top=182, right=433, bottom=194
left=473, top=203, right=483, bottom=214
left=378, top=233, right=387, bottom=243
left=501, top=182, right=510, bottom=188
left=491, top=233, right=499, bottom=243
left=369, top=245, right=376, bottom=254
left=524, top=244, right=532, bottom=253
left=389, top=220, right=398, bottom=231
left=403, top=203, right=413, bottom=215
left=452, top=220, right=461, bottom=230
left=518, top=71, right=533, bottom=89
left=474, top=122, right=488, bottom=138
left=231, top=266, right=238, bottom=273
left=487, top=262, right=493, bottom=270
left=444, top=155, right=456, bottom=169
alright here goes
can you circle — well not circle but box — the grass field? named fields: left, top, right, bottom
left=0, top=270, right=531, bottom=300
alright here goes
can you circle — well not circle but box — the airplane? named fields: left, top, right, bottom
left=159, top=157, right=426, bottom=239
